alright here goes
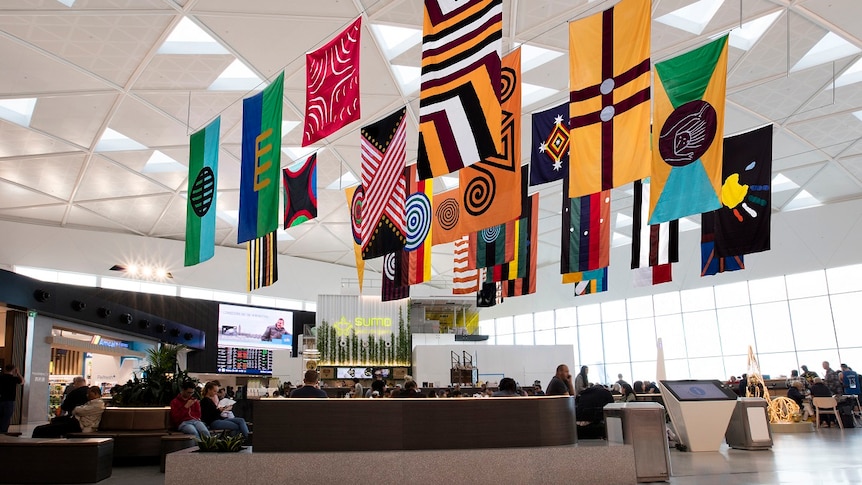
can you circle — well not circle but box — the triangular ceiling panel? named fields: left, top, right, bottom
left=76, top=193, right=174, bottom=235
left=0, top=204, right=68, bottom=223
left=0, top=179, right=64, bottom=208
left=29, top=93, right=118, bottom=149
left=65, top=204, right=145, bottom=234
left=73, top=155, right=171, bottom=201
left=0, top=153, right=86, bottom=201
left=0, top=120, right=82, bottom=158
left=0, top=36, right=113, bottom=95
left=134, top=54, right=235, bottom=90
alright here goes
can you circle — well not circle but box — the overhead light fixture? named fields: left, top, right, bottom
left=109, top=264, right=173, bottom=280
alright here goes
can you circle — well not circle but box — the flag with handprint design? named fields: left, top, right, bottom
left=649, top=36, right=728, bottom=225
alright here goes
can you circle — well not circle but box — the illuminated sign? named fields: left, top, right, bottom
left=332, top=316, right=394, bottom=337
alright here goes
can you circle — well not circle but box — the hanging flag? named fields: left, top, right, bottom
left=631, top=179, right=679, bottom=269
left=361, top=107, right=407, bottom=260
left=453, top=236, right=480, bottom=294
left=303, top=17, right=361, bottom=146
left=247, top=231, right=278, bottom=291
left=282, top=153, right=317, bottom=228
left=560, top=179, right=611, bottom=274
left=382, top=252, right=409, bottom=302
left=401, top=164, right=433, bottom=285
left=529, top=102, right=570, bottom=186
left=499, top=193, right=539, bottom=297
left=715, top=125, right=773, bottom=256
left=345, top=185, right=365, bottom=293
left=459, top=48, right=521, bottom=233
left=632, top=263, right=672, bottom=287
left=650, top=36, right=729, bottom=224
left=701, top=211, right=744, bottom=276
left=488, top=172, right=531, bottom=281
left=417, top=0, right=503, bottom=179
left=469, top=223, right=513, bottom=270
left=562, top=267, right=607, bottom=284
left=568, top=0, right=651, bottom=197
left=185, top=117, right=220, bottom=267
left=574, top=268, right=608, bottom=296
left=432, top=187, right=463, bottom=245
left=239, top=72, right=284, bottom=244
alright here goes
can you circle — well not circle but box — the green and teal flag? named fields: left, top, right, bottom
left=239, top=72, right=284, bottom=243
left=185, top=116, right=220, bottom=267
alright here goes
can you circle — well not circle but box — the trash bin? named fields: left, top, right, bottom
left=604, top=402, right=670, bottom=483
left=725, top=397, right=773, bottom=450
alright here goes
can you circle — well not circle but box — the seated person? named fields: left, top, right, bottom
left=216, top=387, right=235, bottom=418
left=396, top=379, right=426, bottom=398
left=491, top=377, right=521, bottom=397
left=201, top=382, right=249, bottom=439
left=810, top=378, right=838, bottom=427
left=32, top=386, right=104, bottom=438
left=576, top=385, right=615, bottom=425
left=787, top=381, right=805, bottom=407
left=619, top=383, right=637, bottom=403
left=170, top=381, right=210, bottom=439
left=290, top=370, right=329, bottom=398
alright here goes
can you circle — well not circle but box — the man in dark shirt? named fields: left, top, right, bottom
left=0, top=364, right=24, bottom=433
left=546, top=364, right=574, bottom=396
left=290, top=370, right=328, bottom=398
left=59, top=377, right=89, bottom=416
left=371, top=373, right=386, bottom=396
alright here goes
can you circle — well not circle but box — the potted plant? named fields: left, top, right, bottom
left=196, top=432, right=246, bottom=452
left=111, top=344, right=198, bottom=406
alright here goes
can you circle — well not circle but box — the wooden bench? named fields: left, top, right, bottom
left=67, top=407, right=173, bottom=461
left=160, top=435, right=197, bottom=473
left=0, top=436, right=113, bottom=484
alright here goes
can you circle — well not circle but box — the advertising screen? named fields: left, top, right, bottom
left=336, top=367, right=375, bottom=379
left=217, top=303, right=293, bottom=350
left=661, top=380, right=738, bottom=401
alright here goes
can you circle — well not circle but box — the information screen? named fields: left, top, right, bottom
left=661, top=380, right=738, bottom=401
left=336, top=367, right=375, bottom=379
left=217, top=346, right=273, bottom=374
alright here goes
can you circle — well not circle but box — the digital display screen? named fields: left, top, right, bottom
left=217, top=303, right=293, bottom=351
left=217, top=346, right=273, bottom=374
left=661, top=380, right=738, bottom=401
left=336, top=367, right=375, bottom=379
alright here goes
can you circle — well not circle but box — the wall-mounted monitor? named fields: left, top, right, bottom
left=217, top=303, right=293, bottom=351
left=660, top=380, right=738, bottom=401
left=336, top=367, right=375, bottom=379
left=217, top=346, right=273, bottom=375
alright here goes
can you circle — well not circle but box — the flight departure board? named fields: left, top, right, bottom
left=217, top=346, right=273, bottom=374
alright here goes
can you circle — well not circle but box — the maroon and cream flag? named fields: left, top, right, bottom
left=453, top=235, right=480, bottom=294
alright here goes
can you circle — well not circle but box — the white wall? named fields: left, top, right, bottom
left=412, top=344, right=574, bottom=389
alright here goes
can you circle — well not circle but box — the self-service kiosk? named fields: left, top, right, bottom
left=660, top=379, right=738, bottom=452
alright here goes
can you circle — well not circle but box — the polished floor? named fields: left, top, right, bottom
left=8, top=423, right=862, bottom=484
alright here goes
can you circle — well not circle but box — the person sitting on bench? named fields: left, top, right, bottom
left=32, top=386, right=105, bottom=438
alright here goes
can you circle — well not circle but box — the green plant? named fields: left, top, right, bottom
left=196, top=432, right=245, bottom=453
left=111, top=344, right=197, bottom=407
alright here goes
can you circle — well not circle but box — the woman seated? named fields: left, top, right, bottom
left=620, top=383, right=637, bottom=403
left=201, top=381, right=249, bottom=439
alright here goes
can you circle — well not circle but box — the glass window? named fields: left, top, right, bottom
left=723, top=355, right=749, bottom=380
left=534, top=311, right=554, bottom=332
left=515, top=331, right=534, bottom=345
left=101, top=277, right=140, bottom=292
left=555, top=307, right=577, bottom=328
left=275, top=299, right=304, bottom=310
left=630, top=361, right=657, bottom=384
left=601, top=300, right=627, bottom=322
left=555, top=327, right=579, bottom=364
left=495, top=316, right=513, bottom=336
left=789, top=296, right=837, bottom=351
left=751, top=302, right=794, bottom=354
left=603, top=321, right=630, bottom=364
left=138, top=282, right=177, bottom=296
left=785, top=270, right=828, bottom=299
left=212, top=291, right=247, bottom=304
left=714, top=281, right=750, bottom=308
left=654, top=314, right=687, bottom=359
left=479, top=319, right=495, bottom=338
left=827, top=264, right=862, bottom=294
left=514, top=314, right=533, bottom=335
left=303, top=301, right=317, bottom=312
left=683, top=310, right=722, bottom=358
left=717, top=306, right=756, bottom=357
left=628, top=317, right=657, bottom=362
left=653, top=291, right=681, bottom=316
left=627, top=295, right=654, bottom=318
left=830, top=292, right=862, bottom=349
left=578, top=304, right=601, bottom=325
left=15, top=266, right=58, bottom=282
left=757, top=352, right=803, bottom=380
left=179, top=286, right=213, bottom=300
left=664, top=359, right=691, bottom=379
left=535, top=329, right=555, bottom=345
left=609, top=363, right=633, bottom=386
left=250, top=295, right=277, bottom=308
left=748, top=276, right=787, bottom=304
left=681, top=287, right=715, bottom=312
left=578, top=325, right=604, bottom=368
left=57, top=272, right=98, bottom=287
left=688, top=357, right=726, bottom=380
left=838, top=348, right=862, bottom=372
left=496, top=333, right=514, bottom=345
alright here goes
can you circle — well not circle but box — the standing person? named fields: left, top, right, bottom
left=260, top=318, right=287, bottom=341
left=545, top=364, right=575, bottom=396
left=371, top=373, right=386, bottom=396
left=352, top=378, right=363, bottom=398
left=0, top=364, right=24, bottom=433
left=801, top=365, right=819, bottom=384
left=613, top=373, right=630, bottom=393
left=200, top=382, right=249, bottom=439
left=170, top=381, right=210, bottom=439
left=289, top=370, right=328, bottom=398
left=574, top=366, right=590, bottom=395
left=823, top=361, right=844, bottom=396
left=32, top=386, right=104, bottom=438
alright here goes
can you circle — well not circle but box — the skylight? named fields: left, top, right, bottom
left=518, top=44, right=564, bottom=72
left=771, top=173, right=799, bottom=192
left=282, top=120, right=300, bottom=136
left=392, top=64, right=421, bottom=95
left=142, top=150, right=186, bottom=173
left=0, top=98, right=36, bottom=127
left=370, top=24, right=421, bottom=60
left=283, top=146, right=318, bottom=162
left=275, top=228, right=295, bottom=241
left=728, top=10, right=781, bottom=51
left=218, top=209, right=238, bottom=225
left=440, top=176, right=459, bottom=190
left=656, top=0, right=725, bottom=35
left=832, top=59, right=862, bottom=90
left=158, top=17, right=229, bottom=55
left=612, top=231, right=632, bottom=248
left=208, top=59, right=264, bottom=91
left=678, top=217, right=700, bottom=232
left=783, top=189, right=822, bottom=211
left=521, top=83, right=558, bottom=108
left=615, top=212, right=632, bottom=228
left=325, top=172, right=359, bottom=190
left=791, top=32, right=862, bottom=73
left=55, top=0, right=76, bottom=6
left=94, top=128, right=147, bottom=152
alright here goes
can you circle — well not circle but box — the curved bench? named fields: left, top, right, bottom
left=67, top=407, right=174, bottom=460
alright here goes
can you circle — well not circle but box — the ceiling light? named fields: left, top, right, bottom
left=155, top=268, right=167, bottom=279
left=656, top=0, right=725, bottom=35
left=109, top=263, right=173, bottom=280
left=126, top=264, right=139, bottom=276
left=141, top=266, right=153, bottom=277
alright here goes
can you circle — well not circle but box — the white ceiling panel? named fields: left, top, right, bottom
left=0, top=153, right=85, bottom=201
left=29, top=93, right=118, bottom=148
left=73, top=155, right=170, bottom=201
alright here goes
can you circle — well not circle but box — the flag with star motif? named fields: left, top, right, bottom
left=530, top=102, right=569, bottom=186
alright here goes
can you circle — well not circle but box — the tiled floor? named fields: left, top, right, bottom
left=9, top=423, right=862, bottom=484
